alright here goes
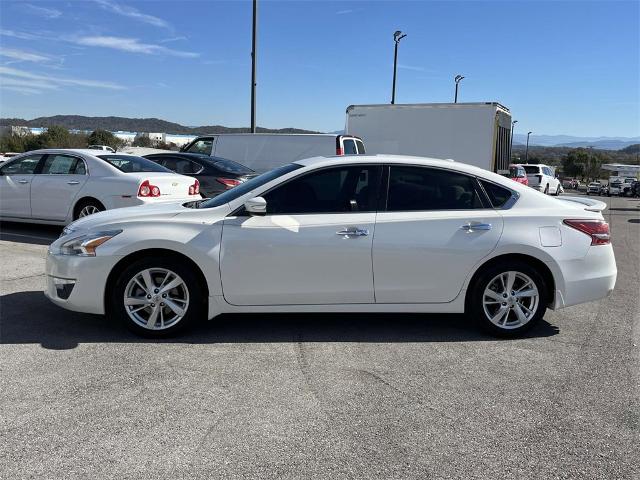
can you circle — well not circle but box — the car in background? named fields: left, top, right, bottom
left=144, top=152, right=257, bottom=198
left=587, top=181, right=604, bottom=195
left=562, top=178, right=581, bottom=190
left=521, top=164, right=562, bottom=195
left=631, top=180, right=640, bottom=197
left=0, top=149, right=200, bottom=225
left=46, top=155, right=616, bottom=339
left=88, top=145, right=116, bottom=153
left=502, top=164, right=529, bottom=186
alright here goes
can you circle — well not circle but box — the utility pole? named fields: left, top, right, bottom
left=510, top=119, right=518, bottom=161
left=250, top=0, right=257, bottom=133
left=391, top=30, right=406, bottom=104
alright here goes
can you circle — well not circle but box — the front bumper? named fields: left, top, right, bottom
left=45, top=251, right=122, bottom=315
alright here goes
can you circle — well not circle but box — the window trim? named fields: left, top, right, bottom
left=231, top=164, right=384, bottom=216
left=381, top=164, right=494, bottom=213
left=477, top=178, right=520, bottom=210
left=37, top=154, right=88, bottom=176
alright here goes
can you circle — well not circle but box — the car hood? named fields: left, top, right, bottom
left=66, top=201, right=228, bottom=232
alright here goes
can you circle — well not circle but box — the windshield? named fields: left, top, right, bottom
left=98, top=155, right=171, bottom=173
left=212, top=158, right=254, bottom=175
left=199, top=163, right=303, bottom=208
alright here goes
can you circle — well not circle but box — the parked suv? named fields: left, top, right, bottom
left=587, top=181, right=604, bottom=195
left=520, top=164, right=562, bottom=195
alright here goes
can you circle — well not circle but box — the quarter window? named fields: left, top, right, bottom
left=387, top=166, right=484, bottom=211
left=355, top=140, right=366, bottom=154
left=0, top=155, right=42, bottom=175
left=264, top=165, right=381, bottom=214
left=480, top=180, right=514, bottom=208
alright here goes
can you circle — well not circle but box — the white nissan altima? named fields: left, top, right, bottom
left=45, top=155, right=617, bottom=337
left=0, top=149, right=201, bottom=225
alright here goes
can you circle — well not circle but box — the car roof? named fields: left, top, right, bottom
left=13, top=148, right=140, bottom=158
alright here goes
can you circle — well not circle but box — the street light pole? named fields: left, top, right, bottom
left=454, top=75, right=464, bottom=103
left=510, top=119, right=518, bottom=161
left=525, top=131, right=532, bottom=163
left=250, top=0, right=257, bottom=133
left=391, top=30, right=406, bottom=104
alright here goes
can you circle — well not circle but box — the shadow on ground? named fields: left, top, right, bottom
left=1, top=290, right=559, bottom=349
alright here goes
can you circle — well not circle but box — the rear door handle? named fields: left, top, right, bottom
left=18, top=179, right=29, bottom=184
left=337, top=227, right=369, bottom=237
left=67, top=181, right=80, bottom=185
left=461, top=222, right=492, bottom=232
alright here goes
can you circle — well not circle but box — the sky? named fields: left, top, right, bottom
left=0, top=0, right=638, bottom=137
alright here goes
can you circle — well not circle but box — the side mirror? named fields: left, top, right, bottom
left=244, top=196, right=267, bottom=215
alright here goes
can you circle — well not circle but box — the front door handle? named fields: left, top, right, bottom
left=461, top=222, right=492, bottom=232
left=18, top=179, right=29, bottom=184
left=337, top=227, right=369, bottom=237
left=67, top=181, right=80, bottom=185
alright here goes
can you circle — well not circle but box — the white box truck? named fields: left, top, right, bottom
left=345, top=102, right=512, bottom=174
left=180, top=133, right=365, bottom=172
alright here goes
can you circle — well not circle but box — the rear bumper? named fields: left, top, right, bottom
left=552, top=244, right=617, bottom=309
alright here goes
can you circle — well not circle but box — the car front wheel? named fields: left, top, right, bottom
left=469, top=261, right=548, bottom=337
left=109, top=257, right=205, bottom=337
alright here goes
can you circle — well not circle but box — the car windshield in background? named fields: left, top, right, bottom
left=98, top=155, right=171, bottom=173
left=212, top=158, right=254, bottom=175
left=199, top=163, right=302, bottom=208
left=522, top=166, right=540, bottom=174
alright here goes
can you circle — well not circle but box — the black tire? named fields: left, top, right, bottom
left=108, top=256, right=205, bottom=338
left=74, top=199, right=104, bottom=220
left=468, top=261, right=548, bottom=338
left=543, top=184, right=549, bottom=195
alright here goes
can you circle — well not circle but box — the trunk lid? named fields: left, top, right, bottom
left=129, top=172, right=197, bottom=198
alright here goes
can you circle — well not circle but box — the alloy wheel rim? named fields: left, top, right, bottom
left=482, top=271, right=539, bottom=330
left=79, top=205, right=100, bottom=217
left=123, top=268, right=189, bottom=330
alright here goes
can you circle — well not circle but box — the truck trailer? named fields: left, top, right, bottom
left=345, top=102, right=512, bottom=174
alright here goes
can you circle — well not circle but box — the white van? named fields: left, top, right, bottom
left=181, top=134, right=365, bottom=172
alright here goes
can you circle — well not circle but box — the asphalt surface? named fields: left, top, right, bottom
left=1, top=195, right=638, bottom=479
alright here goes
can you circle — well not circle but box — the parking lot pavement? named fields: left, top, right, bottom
left=1, top=196, right=638, bottom=480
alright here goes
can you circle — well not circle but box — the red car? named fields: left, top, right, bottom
left=503, top=164, right=529, bottom=186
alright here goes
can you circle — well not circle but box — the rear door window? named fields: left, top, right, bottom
left=41, top=155, right=86, bottom=175
left=386, top=166, right=485, bottom=211
left=480, top=180, right=514, bottom=208
left=342, top=139, right=357, bottom=155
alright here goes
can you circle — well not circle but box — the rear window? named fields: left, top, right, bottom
left=480, top=180, right=514, bottom=208
left=509, top=166, right=525, bottom=178
left=98, top=155, right=170, bottom=173
left=185, top=138, right=213, bottom=155
left=212, top=158, right=254, bottom=175
left=522, top=166, right=540, bottom=174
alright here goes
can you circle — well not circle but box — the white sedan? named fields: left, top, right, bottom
left=45, top=155, right=617, bottom=337
left=0, top=149, right=201, bottom=225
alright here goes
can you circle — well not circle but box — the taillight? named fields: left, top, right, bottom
left=564, top=219, right=610, bottom=245
left=216, top=178, right=241, bottom=189
left=138, top=180, right=160, bottom=197
left=336, top=147, right=344, bottom=155
left=189, top=179, right=200, bottom=195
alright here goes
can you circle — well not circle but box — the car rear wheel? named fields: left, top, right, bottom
left=469, top=261, right=548, bottom=337
left=74, top=199, right=104, bottom=219
left=109, top=257, right=205, bottom=337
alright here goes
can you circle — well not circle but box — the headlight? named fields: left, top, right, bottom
left=59, top=230, right=122, bottom=256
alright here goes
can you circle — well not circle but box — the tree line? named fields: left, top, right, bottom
left=0, top=127, right=178, bottom=153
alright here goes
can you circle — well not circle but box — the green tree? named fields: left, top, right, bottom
left=88, top=129, right=123, bottom=150
left=133, top=136, right=153, bottom=147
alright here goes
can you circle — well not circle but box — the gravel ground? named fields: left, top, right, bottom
left=1, top=195, right=638, bottom=479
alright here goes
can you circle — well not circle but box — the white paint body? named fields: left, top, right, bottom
left=519, top=163, right=562, bottom=195
left=44, top=155, right=617, bottom=320
left=0, top=149, right=200, bottom=225
left=345, top=103, right=512, bottom=173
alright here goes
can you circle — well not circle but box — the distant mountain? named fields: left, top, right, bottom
left=513, top=134, right=640, bottom=150
left=0, top=115, right=321, bottom=135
